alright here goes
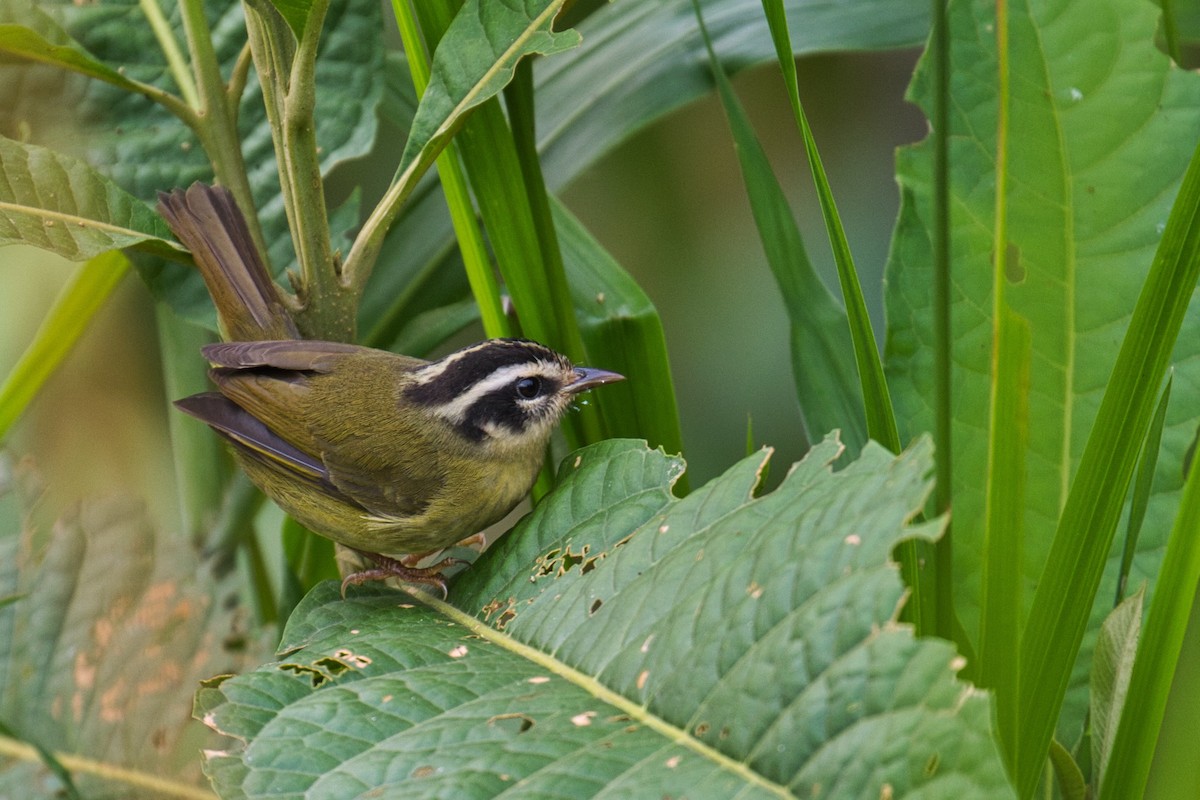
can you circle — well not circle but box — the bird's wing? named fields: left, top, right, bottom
left=174, top=392, right=330, bottom=487
left=202, top=340, right=441, bottom=522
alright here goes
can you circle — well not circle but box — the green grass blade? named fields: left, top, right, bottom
left=928, top=0, right=956, bottom=641
left=1116, top=375, right=1173, bottom=605
left=392, top=0, right=510, bottom=340
left=1100, top=403, right=1200, bottom=798
left=1017, top=134, right=1200, bottom=799
left=156, top=305, right=228, bottom=548
left=695, top=0, right=866, bottom=456
left=344, top=0, right=578, bottom=288
left=758, top=0, right=899, bottom=454
left=0, top=251, right=129, bottom=441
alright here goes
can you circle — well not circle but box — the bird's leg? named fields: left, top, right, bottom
left=340, top=549, right=466, bottom=599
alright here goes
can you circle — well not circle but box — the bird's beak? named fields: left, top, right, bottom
left=566, top=367, right=625, bottom=394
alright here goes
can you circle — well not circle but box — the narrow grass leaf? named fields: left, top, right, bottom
left=1115, top=375, right=1172, bottom=605
left=346, top=0, right=579, bottom=282
left=1019, top=133, right=1200, bottom=799
left=1100, top=400, right=1200, bottom=798
left=391, top=0, right=511, bottom=341
left=0, top=251, right=129, bottom=441
left=759, top=0, right=899, bottom=454
left=979, top=307, right=1031, bottom=764
left=696, top=0, right=866, bottom=455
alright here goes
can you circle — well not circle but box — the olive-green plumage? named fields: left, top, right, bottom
left=159, top=183, right=622, bottom=589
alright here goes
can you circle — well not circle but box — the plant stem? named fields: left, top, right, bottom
left=139, top=0, right=198, bottom=106
left=175, top=0, right=268, bottom=261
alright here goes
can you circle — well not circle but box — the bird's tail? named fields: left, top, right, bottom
left=157, top=183, right=299, bottom=341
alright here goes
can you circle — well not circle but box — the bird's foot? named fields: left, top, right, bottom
left=340, top=549, right=466, bottom=599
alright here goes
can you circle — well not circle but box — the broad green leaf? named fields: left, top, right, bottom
left=536, top=0, right=930, bottom=185
left=0, top=0, right=143, bottom=93
left=200, top=437, right=1015, bottom=798
left=1091, top=588, right=1143, bottom=793
left=396, top=0, right=578, bottom=178
left=884, top=0, right=1200, bottom=748
left=0, top=474, right=273, bottom=798
left=0, top=137, right=179, bottom=260
left=0, top=250, right=130, bottom=440
left=20, top=0, right=383, bottom=329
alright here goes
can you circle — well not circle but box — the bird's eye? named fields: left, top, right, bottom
left=515, top=377, right=542, bottom=399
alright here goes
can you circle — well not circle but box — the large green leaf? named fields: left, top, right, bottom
left=0, top=0, right=144, bottom=93
left=0, top=465, right=274, bottom=797
left=536, top=0, right=930, bottom=185
left=199, top=437, right=1014, bottom=798
left=884, top=0, right=1200, bottom=742
left=0, top=137, right=179, bottom=260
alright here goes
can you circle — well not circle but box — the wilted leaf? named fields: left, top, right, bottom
left=200, top=437, right=1014, bottom=798
left=1091, top=588, right=1144, bottom=791
left=0, top=462, right=274, bottom=798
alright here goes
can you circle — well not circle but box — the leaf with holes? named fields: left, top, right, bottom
left=198, top=437, right=1014, bottom=798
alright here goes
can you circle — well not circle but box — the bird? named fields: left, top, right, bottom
left=158, top=183, right=623, bottom=595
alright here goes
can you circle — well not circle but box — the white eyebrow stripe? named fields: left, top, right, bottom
left=410, top=341, right=498, bottom=385
left=428, top=361, right=556, bottom=424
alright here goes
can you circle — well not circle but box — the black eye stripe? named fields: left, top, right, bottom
left=405, top=339, right=568, bottom=406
